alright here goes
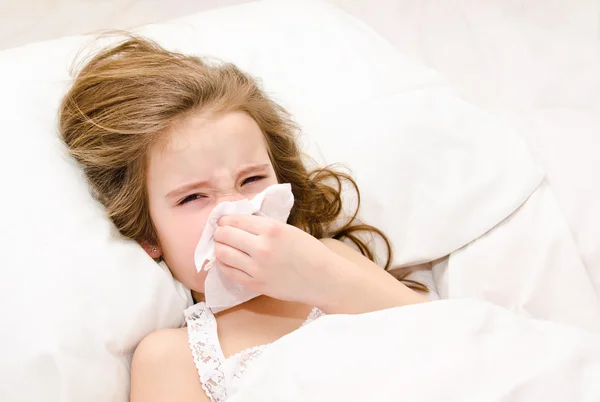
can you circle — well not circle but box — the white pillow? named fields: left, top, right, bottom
left=304, top=89, right=543, bottom=267
left=0, top=39, right=192, bottom=402
left=0, top=1, right=542, bottom=401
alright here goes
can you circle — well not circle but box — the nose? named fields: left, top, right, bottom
left=216, top=190, right=246, bottom=204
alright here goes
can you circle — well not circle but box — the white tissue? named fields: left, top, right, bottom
left=194, top=183, right=295, bottom=313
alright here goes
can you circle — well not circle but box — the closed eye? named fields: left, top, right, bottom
left=178, top=193, right=207, bottom=205
left=242, top=175, right=265, bottom=185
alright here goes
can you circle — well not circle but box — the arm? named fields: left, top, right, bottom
left=130, top=328, right=207, bottom=402
left=319, top=238, right=430, bottom=315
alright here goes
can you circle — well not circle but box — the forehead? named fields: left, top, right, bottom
left=162, top=110, right=266, bottom=152
left=147, top=110, right=271, bottom=182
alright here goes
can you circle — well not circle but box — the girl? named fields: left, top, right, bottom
left=59, top=35, right=429, bottom=402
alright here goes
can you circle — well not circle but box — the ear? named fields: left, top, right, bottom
left=140, top=241, right=162, bottom=259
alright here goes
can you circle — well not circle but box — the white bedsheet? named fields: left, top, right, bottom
left=434, top=181, right=600, bottom=334
left=379, top=0, right=600, bottom=293
left=229, top=299, right=600, bottom=402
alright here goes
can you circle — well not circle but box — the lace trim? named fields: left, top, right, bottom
left=230, top=307, right=323, bottom=379
left=227, top=344, right=266, bottom=363
left=302, top=307, right=324, bottom=326
left=228, top=306, right=323, bottom=360
left=185, top=304, right=227, bottom=402
left=185, top=304, right=324, bottom=401
left=232, top=346, right=266, bottom=379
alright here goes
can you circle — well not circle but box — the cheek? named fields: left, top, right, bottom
left=152, top=206, right=211, bottom=291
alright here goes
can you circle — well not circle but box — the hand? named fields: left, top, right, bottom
left=212, top=214, right=349, bottom=307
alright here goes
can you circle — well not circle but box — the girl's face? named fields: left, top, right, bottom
left=145, top=111, right=278, bottom=298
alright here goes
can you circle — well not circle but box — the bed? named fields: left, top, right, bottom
left=1, top=1, right=599, bottom=401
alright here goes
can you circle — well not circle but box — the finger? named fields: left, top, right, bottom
left=214, top=225, right=256, bottom=255
left=218, top=214, right=277, bottom=236
left=217, top=261, right=254, bottom=288
left=214, top=241, right=255, bottom=274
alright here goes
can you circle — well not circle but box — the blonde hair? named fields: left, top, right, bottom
left=59, top=34, right=425, bottom=291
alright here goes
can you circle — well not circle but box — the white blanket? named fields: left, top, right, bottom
left=230, top=300, right=600, bottom=402
left=434, top=181, right=600, bottom=334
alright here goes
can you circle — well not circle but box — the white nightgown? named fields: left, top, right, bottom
left=184, top=302, right=324, bottom=402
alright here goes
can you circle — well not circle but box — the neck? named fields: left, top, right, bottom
left=192, top=291, right=311, bottom=320
left=234, top=295, right=310, bottom=319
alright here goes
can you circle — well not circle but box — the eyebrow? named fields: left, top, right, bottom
left=165, top=163, right=271, bottom=201
left=237, top=163, right=271, bottom=179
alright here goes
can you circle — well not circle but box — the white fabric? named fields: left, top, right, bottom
left=304, top=89, right=543, bottom=266
left=184, top=302, right=324, bottom=402
left=0, top=38, right=192, bottom=402
left=228, top=299, right=600, bottom=402
left=502, top=111, right=600, bottom=293
left=195, top=183, right=294, bottom=313
left=433, top=180, right=600, bottom=334
left=377, top=0, right=600, bottom=292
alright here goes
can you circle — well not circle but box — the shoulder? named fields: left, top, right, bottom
left=130, top=327, right=207, bottom=402
left=132, top=327, right=189, bottom=366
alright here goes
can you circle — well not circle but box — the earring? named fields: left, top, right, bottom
left=151, top=247, right=157, bottom=253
